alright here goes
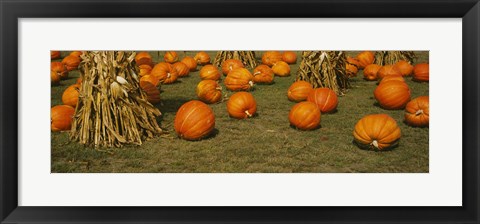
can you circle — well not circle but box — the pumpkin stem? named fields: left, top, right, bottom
left=167, top=73, right=171, bottom=78
left=415, top=109, right=423, bottom=116
left=253, top=71, right=261, bottom=76
left=371, top=140, right=379, bottom=149
left=245, top=110, right=252, bottom=117
left=215, top=87, right=222, bottom=91
left=248, top=81, right=254, bottom=87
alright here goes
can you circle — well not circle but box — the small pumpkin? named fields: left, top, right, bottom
left=306, top=88, right=338, bottom=113
left=174, top=100, right=215, bottom=140
left=51, top=62, right=68, bottom=79
left=150, top=62, right=178, bottom=84
left=226, top=92, right=257, bottom=119
left=405, top=96, right=429, bottom=127
left=164, top=51, right=178, bottom=63
left=224, top=68, right=254, bottom=91
left=377, top=65, right=402, bottom=79
left=194, top=51, right=211, bottom=65
left=76, top=77, right=82, bottom=85
left=272, top=61, right=290, bottom=77
left=70, top=51, right=83, bottom=58
left=139, top=80, right=161, bottom=104
left=51, top=71, right=60, bottom=85
left=61, top=55, right=81, bottom=71
left=393, top=60, right=414, bottom=76
left=287, top=81, right=313, bottom=102
left=356, top=51, right=375, bottom=69
left=378, top=75, right=405, bottom=85
left=200, top=65, right=221, bottom=81
left=135, top=52, right=153, bottom=66
left=196, top=80, right=222, bottom=104
left=347, top=57, right=360, bottom=68
left=353, top=114, right=401, bottom=150
left=173, top=62, right=190, bottom=77
left=282, top=51, right=297, bottom=64
left=413, top=63, right=429, bottom=82
left=62, top=84, right=81, bottom=107
left=51, top=105, right=75, bottom=132
left=140, top=75, right=160, bottom=88
left=346, top=62, right=358, bottom=77
left=262, top=51, right=283, bottom=66
left=138, top=64, right=153, bottom=77
left=181, top=56, right=197, bottom=71
left=289, top=101, right=321, bottom=131
left=51, top=51, right=61, bottom=60
left=221, top=59, right=244, bottom=76
left=363, top=64, right=382, bottom=81
left=374, top=80, right=411, bottom=110
left=252, top=65, right=274, bottom=84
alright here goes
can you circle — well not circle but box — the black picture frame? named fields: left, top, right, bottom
left=1, top=0, right=479, bottom=223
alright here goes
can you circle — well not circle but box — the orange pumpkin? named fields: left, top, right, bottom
left=226, top=92, right=257, bottom=119
left=347, top=57, right=360, bottom=68
left=70, top=51, right=83, bottom=57
left=194, top=51, right=211, bottom=65
left=252, top=65, right=274, bottom=84
left=374, top=80, right=411, bottom=110
left=181, top=56, right=197, bottom=71
left=51, top=62, right=68, bottom=79
left=51, top=105, right=75, bottom=132
left=377, top=65, right=401, bottom=79
left=353, top=114, right=401, bottom=150
left=393, top=60, right=414, bottom=76
left=61, top=55, right=81, bottom=71
left=164, top=51, right=178, bottom=63
left=346, top=62, right=358, bottom=77
left=140, top=75, right=160, bottom=88
left=306, top=88, right=338, bottom=113
left=196, top=80, right=222, bottom=104
left=221, top=59, right=244, bottom=76
left=282, top=51, right=297, bottom=64
left=224, top=68, right=254, bottom=91
left=173, top=62, right=190, bottom=77
left=135, top=52, right=153, bottom=66
left=287, top=81, right=313, bottom=102
left=51, top=51, right=61, bottom=60
left=76, top=77, right=82, bottom=85
left=200, top=65, right=221, bottom=81
left=413, top=63, right=429, bottom=82
left=262, top=51, right=283, bottom=66
left=62, top=84, right=81, bottom=107
left=150, top=62, right=178, bottom=84
left=51, top=71, right=60, bottom=85
left=405, top=96, right=429, bottom=127
left=356, top=51, right=375, bottom=69
left=140, top=80, right=161, bottom=104
left=272, top=61, right=290, bottom=77
left=289, top=101, right=321, bottom=131
left=138, top=64, right=153, bottom=77
left=174, top=100, right=215, bottom=140
left=363, top=64, right=382, bottom=81
left=378, top=75, right=405, bottom=85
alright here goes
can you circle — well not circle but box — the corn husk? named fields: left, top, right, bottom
left=374, top=51, right=416, bottom=65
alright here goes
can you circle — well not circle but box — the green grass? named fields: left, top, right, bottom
left=51, top=51, right=429, bottom=173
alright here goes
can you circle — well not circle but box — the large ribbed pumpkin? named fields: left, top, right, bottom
left=306, top=88, right=338, bottom=113
left=413, top=63, right=429, bottom=82
left=377, top=65, right=401, bottom=79
left=51, top=105, right=75, bottom=132
left=200, top=65, right=221, bottom=81
left=363, top=64, right=382, bottom=81
left=272, top=61, right=290, bottom=77
left=181, top=56, right=197, bottom=71
left=174, top=100, right=215, bottom=140
left=346, top=61, right=358, bottom=77
left=150, top=62, right=178, bottom=84
left=173, top=62, right=190, bottom=77
left=221, top=59, right=244, bottom=75
left=252, top=65, right=274, bottom=84
left=287, top=81, right=313, bottom=102
left=51, top=51, right=61, bottom=60
left=140, top=75, right=160, bottom=88
left=356, top=51, right=375, bottom=69
left=353, top=114, right=401, bottom=150
left=51, top=71, right=60, bottom=85
left=224, top=68, right=254, bottom=91
left=374, top=80, right=411, bottom=110
left=393, top=60, right=414, bottom=76
left=289, top=101, right=321, bottom=131
left=139, top=80, right=160, bottom=104
left=405, top=96, right=429, bottom=127
left=194, top=51, right=210, bottom=65
left=70, top=51, right=83, bottom=58
left=138, top=64, right=152, bottom=77
left=196, top=80, right=222, bottom=104
left=226, top=92, right=257, bottom=119
left=135, top=52, right=153, bottom=66
left=282, top=51, right=297, bottom=64
left=62, top=84, right=80, bottom=107
left=61, top=55, right=81, bottom=71
left=262, top=51, right=283, bottom=66
left=51, top=62, right=68, bottom=79
left=164, top=51, right=178, bottom=63
left=378, top=75, right=405, bottom=85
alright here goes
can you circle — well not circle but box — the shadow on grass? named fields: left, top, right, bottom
left=289, top=124, right=322, bottom=131
left=158, top=97, right=191, bottom=113
left=352, top=139, right=399, bottom=152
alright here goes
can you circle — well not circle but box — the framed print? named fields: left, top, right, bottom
left=1, top=0, right=479, bottom=223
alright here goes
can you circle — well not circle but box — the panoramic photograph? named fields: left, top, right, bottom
left=50, top=50, right=429, bottom=173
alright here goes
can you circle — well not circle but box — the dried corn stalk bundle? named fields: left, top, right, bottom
left=296, top=51, right=349, bottom=95
left=70, top=51, right=162, bottom=148
left=374, top=51, right=416, bottom=65
left=213, top=51, right=258, bottom=69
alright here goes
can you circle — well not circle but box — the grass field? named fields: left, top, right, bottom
left=51, top=51, right=429, bottom=173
